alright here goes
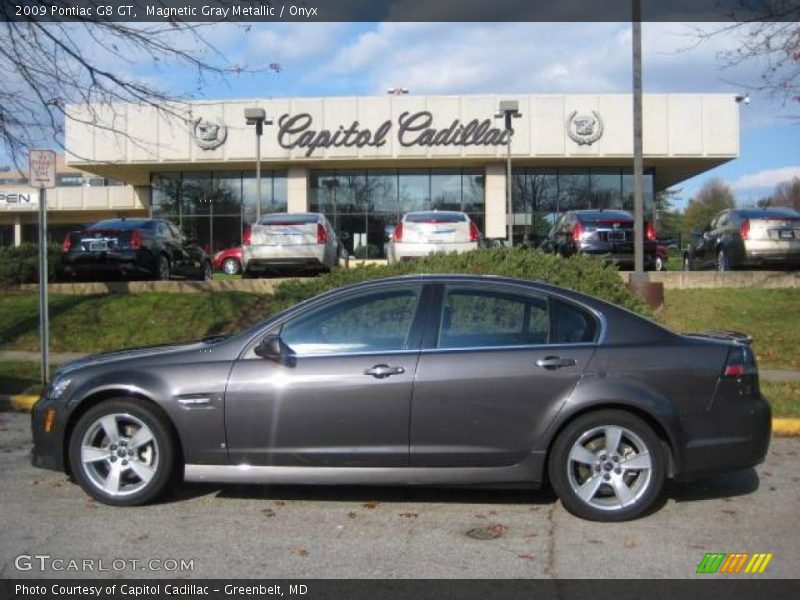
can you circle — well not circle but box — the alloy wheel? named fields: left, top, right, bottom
left=222, top=258, right=240, bottom=275
left=565, top=425, right=653, bottom=512
left=79, top=413, right=160, bottom=498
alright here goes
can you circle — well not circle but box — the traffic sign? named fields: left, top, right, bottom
left=29, top=150, right=57, bottom=189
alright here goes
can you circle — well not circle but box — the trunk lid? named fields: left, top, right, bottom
left=251, top=215, right=321, bottom=246
left=401, top=212, right=471, bottom=244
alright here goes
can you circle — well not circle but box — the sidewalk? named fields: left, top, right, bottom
left=1, top=350, right=799, bottom=382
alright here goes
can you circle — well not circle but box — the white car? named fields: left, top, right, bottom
left=242, top=213, right=344, bottom=277
left=386, top=211, right=480, bottom=263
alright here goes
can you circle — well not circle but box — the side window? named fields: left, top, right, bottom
left=551, top=300, right=598, bottom=344
left=157, top=223, right=170, bottom=238
left=438, top=288, right=548, bottom=349
left=280, top=288, right=421, bottom=355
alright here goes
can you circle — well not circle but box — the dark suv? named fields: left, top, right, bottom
left=61, top=218, right=212, bottom=281
left=684, top=207, right=800, bottom=271
left=540, top=210, right=657, bottom=270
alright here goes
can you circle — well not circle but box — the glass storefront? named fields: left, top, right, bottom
left=310, top=168, right=485, bottom=258
left=151, top=171, right=287, bottom=253
left=512, top=167, right=654, bottom=246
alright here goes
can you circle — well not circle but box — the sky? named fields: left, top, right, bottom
left=17, top=21, right=800, bottom=210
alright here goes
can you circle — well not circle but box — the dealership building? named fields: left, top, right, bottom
left=0, top=93, right=740, bottom=256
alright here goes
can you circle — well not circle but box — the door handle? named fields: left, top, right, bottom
left=364, top=364, right=405, bottom=379
left=536, top=356, right=577, bottom=370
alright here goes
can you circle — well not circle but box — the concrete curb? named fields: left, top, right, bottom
left=2, top=394, right=798, bottom=437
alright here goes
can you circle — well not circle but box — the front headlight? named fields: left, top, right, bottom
left=50, top=377, right=72, bottom=400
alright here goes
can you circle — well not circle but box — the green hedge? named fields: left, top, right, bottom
left=0, top=244, right=63, bottom=286
left=268, top=248, right=650, bottom=317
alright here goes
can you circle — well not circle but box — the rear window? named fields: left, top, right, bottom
left=735, top=209, right=800, bottom=219
left=405, top=212, right=467, bottom=223
left=576, top=211, right=632, bottom=223
left=258, top=214, right=319, bottom=225
left=87, top=219, right=152, bottom=230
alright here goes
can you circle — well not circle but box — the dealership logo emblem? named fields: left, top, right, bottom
left=696, top=552, right=773, bottom=574
left=567, top=110, right=603, bottom=146
left=192, top=117, right=228, bottom=150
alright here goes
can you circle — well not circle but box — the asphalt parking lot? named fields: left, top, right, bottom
left=0, top=412, right=797, bottom=579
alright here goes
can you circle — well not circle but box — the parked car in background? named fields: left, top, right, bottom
left=32, top=275, right=770, bottom=521
left=61, top=218, right=212, bottom=281
left=540, top=210, right=657, bottom=271
left=684, top=207, right=800, bottom=271
left=385, top=211, right=480, bottom=263
left=213, top=246, right=242, bottom=275
left=655, top=245, right=669, bottom=271
left=242, top=213, right=344, bottom=277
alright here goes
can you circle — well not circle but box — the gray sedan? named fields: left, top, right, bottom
left=31, top=275, right=770, bottom=521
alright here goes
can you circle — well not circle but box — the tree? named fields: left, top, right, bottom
left=654, top=188, right=684, bottom=241
left=768, top=176, right=800, bottom=210
left=0, top=2, right=272, bottom=170
left=694, top=4, right=800, bottom=110
left=683, top=179, right=736, bottom=236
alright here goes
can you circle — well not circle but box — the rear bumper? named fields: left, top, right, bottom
left=675, top=393, right=771, bottom=480
left=61, top=250, right=153, bottom=274
left=243, top=244, right=326, bottom=271
left=743, top=241, right=800, bottom=267
left=387, top=241, right=478, bottom=262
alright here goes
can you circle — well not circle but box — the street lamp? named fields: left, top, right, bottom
left=244, top=107, right=273, bottom=221
left=387, top=87, right=409, bottom=96
left=495, top=100, right=521, bottom=246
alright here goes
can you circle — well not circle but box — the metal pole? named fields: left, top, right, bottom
left=255, top=120, right=263, bottom=221
left=506, top=114, right=513, bottom=246
left=38, top=188, right=49, bottom=386
left=632, top=0, right=645, bottom=274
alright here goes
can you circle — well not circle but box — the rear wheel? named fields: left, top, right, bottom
left=68, top=399, right=176, bottom=506
left=222, top=258, right=240, bottom=275
left=717, top=249, right=730, bottom=271
left=548, top=410, right=666, bottom=521
left=196, top=260, right=212, bottom=281
left=155, top=255, right=170, bottom=280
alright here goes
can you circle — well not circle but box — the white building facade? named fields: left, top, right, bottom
left=1, top=93, right=739, bottom=255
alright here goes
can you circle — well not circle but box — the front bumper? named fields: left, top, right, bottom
left=30, top=394, right=66, bottom=472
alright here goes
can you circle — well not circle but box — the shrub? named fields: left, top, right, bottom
left=0, top=244, right=63, bottom=287
left=267, top=248, right=650, bottom=318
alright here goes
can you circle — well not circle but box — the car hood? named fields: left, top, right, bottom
left=55, top=337, right=228, bottom=376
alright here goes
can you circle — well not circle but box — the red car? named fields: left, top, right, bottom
left=212, top=246, right=243, bottom=275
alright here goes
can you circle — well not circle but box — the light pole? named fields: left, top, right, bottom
left=244, top=108, right=273, bottom=222
left=495, top=100, right=521, bottom=246
left=632, top=0, right=644, bottom=274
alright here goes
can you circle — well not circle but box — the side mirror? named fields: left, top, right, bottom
left=254, top=334, right=292, bottom=363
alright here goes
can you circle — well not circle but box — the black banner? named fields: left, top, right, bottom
left=2, top=0, right=799, bottom=23
left=3, top=580, right=800, bottom=600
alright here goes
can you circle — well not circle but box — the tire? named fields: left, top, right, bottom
left=717, top=249, right=730, bottom=272
left=222, top=258, right=240, bottom=275
left=655, top=256, right=664, bottom=272
left=683, top=256, right=692, bottom=271
left=68, top=399, right=177, bottom=506
left=155, top=255, right=170, bottom=281
left=548, top=409, right=666, bottom=521
left=195, top=260, right=213, bottom=281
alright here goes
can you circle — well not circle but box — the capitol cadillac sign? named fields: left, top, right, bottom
left=0, top=189, right=39, bottom=210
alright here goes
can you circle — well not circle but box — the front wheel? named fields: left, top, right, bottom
left=222, top=258, right=240, bottom=275
left=68, top=399, right=177, bottom=506
left=155, top=255, right=170, bottom=280
left=548, top=410, right=666, bottom=521
left=717, top=249, right=730, bottom=272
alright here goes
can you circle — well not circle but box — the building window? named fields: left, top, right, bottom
left=309, top=168, right=486, bottom=258
left=150, top=171, right=287, bottom=253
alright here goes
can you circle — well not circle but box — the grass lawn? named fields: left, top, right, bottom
left=656, top=289, right=800, bottom=371
left=0, top=292, right=263, bottom=353
left=762, top=381, right=800, bottom=419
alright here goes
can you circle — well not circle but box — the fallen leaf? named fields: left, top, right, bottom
left=290, top=545, right=309, bottom=557
left=721, top=509, right=736, bottom=515
left=486, top=523, right=508, bottom=537
left=587, top=539, right=603, bottom=545
left=523, top=532, right=539, bottom=538
left=474, top=513, right=487, bottom=519
left=399, top=511, right=418, bottom=519
left=84, top=500, right=97, bottom=510
left=347, top=511, right=357, bottom=519
left=518, top=553, right=536, bottom=560
left=274, top=500, right=286, bottom=506
left=262, top=509, right=276, bottom=518
left=363, top=501, right=379, bottom=509
left=624, top=537, right=636, bottom=549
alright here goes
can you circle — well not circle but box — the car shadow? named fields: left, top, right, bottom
left=165, top=482, right=557, bottom=506
left=665, top=468, right=760, bottom=503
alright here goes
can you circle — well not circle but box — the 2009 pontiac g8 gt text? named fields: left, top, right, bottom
left=31, top=275, right=770, bottom=521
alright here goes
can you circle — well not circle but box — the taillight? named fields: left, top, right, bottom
left=62, top=234, right=72, bottom=252
left=130, top=230, right=141, bottom=250
left=316, top=223, right=327, bottom=244
left=645, top=221, right=656, bottom=241
left=571, top=222, right=583, bottom=243
left=722, top=344, right=756, bottom=378
left=740, top=218, right=750, bottom=240
left=469, top=221, right=480, bottom=242
left=394, top=222, right=403, bottom=242
left=242, top=225, right=251, bottom=246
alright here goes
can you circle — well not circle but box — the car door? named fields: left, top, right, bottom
left=410, top=284, right=596, bottom=467
left=224, top=283, right=429, bottom=467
